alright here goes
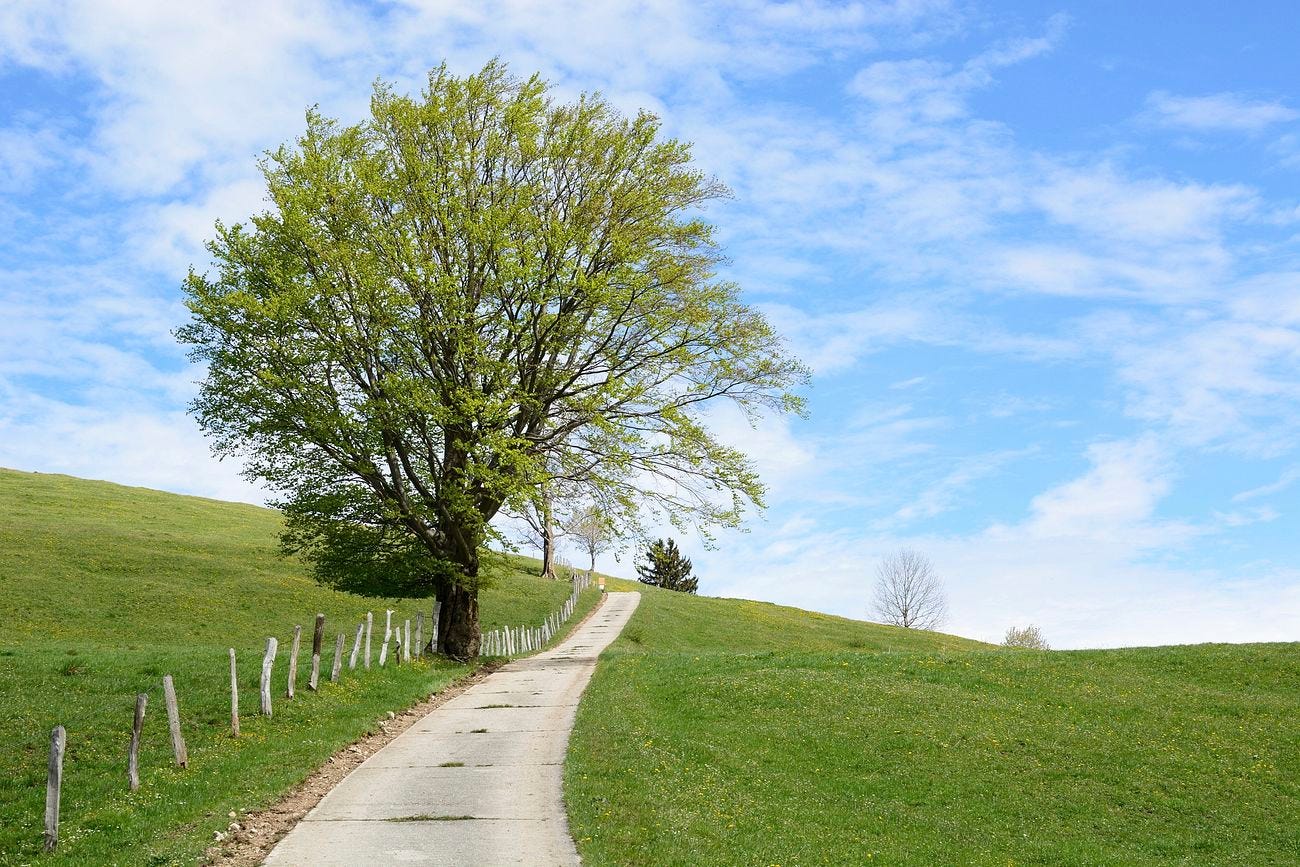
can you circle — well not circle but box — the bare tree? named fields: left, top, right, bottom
left=517, top=487, right=563, bottom=580
left=1003, top=625, right=1050, bottom=649
left=568, top=506, right=613, bottom=579
left=871, top=549, right=948, bottom=630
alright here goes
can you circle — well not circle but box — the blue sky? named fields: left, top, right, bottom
left=1, top=1, right=1297, bottom=648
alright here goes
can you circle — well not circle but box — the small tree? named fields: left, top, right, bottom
left=1003, top=625, right=1050, bottom=649
left=871, top=548, right=947, bottom=629
left=516, top=487, right=563, bottom=580
left=569, top=505, right=614, bottom=580
left=636, top=538, right=698, bottom=594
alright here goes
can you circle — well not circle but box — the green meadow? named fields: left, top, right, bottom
left=0, top=468, right=599, bottom=864
left=4, top=467, right=1297, bottom=865
left=566, top=577, right=1300, bottom=865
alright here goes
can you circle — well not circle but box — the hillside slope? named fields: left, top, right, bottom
left=567, top=578, right=1300, bottom=865
left=0, top=468, right=599, bottom=864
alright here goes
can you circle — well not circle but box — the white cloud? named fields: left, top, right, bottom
left=703, top=402, right=815, bottom=497
left=1232, top=465, right=1300, bottom=503
left=0, top=394, right=264, bottom=504
left=888, top=448, right=1028, bottom=525
left=848, top=13, right=1068, bottom=120
left=1012, top=434, right=1194, bottom=546
left=1145, top=90, right=1299, bottom=134
left=1031, top=166, right=1254, bottom=245
left=1102, top=315, right=1300, bottom=455
left=131, top=178, right=269, bottom=274
left=0, top=0, right=372, bottom=195
left=0, top=122, right=67, bottom=192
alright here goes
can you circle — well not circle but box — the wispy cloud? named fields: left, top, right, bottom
left=1233, top=465, right=1300, bottom=503
left=1145, top=90, right=1299, bottom=134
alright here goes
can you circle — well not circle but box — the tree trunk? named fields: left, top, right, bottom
left=433, top=470, right=485, bottom=658
left=437, top=583, right=480, bottom=659
left=539, top=498, right=557, bottom=580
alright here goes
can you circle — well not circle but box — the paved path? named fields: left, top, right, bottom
left=265, top=591, right=641, bottom=866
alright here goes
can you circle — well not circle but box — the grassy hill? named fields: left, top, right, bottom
left=566, top=578, right=1300, bottom=865
left=0, top=468, right=600, bottom=864
left=5, top=467, right=1296, bottom=865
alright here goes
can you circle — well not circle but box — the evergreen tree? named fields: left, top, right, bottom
left=636, top=538, right=698, bottom=594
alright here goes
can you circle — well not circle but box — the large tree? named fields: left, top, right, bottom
left=178, top=62, right=806, bottom=658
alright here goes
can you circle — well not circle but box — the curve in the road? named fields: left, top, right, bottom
left=264, top=590, right=641, bottom=866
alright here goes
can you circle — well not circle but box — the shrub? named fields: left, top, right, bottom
left=1003, top=624, right=1050, bottom=649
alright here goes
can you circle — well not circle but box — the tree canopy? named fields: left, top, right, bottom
left=178, top=61, right=806, bottom=656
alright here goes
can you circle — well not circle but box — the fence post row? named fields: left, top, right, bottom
left=39, top=584, right=596, bottom=841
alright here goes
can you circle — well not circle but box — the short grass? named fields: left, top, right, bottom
left=0, top=468, right=599, bottom=864
left=567, top=578, right=1300, bottom=865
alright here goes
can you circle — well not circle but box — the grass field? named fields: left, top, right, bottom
left=0, top=468, right=599, bottom=865
left=566, top=578, right=1300, bottom=865
left=6, top=467, right=1297, bottom=865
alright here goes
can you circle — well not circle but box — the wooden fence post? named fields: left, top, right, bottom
left=260, top=637, right=278, bottom=716
left=404, top=619, right=411, bottom=663
left=128, top=693, right=147, bottom=790
left=379, top=610, right=392, bottom=667
left=415, top=613, right=423, bottom=659
left=229, top=648, right=239, bottom=737
left=286, top=624, right=301, bottom=699
left=394, top=629, right=403, bottom=665
left=309, top=613, right=325, bottom=690
left=331, top=633, right=344, bottom=683
left=431, top=600, right=442, bottom=654
left=364, top=611, right=373, bottom=669
left=349, top=621, right=364, bottom=670
left=162, top=675, right=187, bottom=768
left=44, top=725, right=65, bottom=852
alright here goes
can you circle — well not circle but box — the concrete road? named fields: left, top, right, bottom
left=264, top=591, right=641, bottom=866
